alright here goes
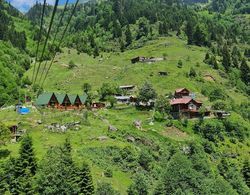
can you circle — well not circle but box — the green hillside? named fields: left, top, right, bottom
left=0, top=0, right=249, bottom=194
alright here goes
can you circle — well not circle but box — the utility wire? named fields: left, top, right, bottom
left=37, top=0, right=70, bottom=86
left=40, top=0, right=80, bottom=89
left=31, top=0, right=47, bottom=84
left=33, top=0, right=60, bottom=86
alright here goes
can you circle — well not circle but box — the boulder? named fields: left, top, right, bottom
left=37, top=120, right=42, bottom=125
left=108, top=125, right=118, bottom=132
left=133, top=120, right=142, bottom=130
left=127, top=136, right=135, bottom=142
left=97, top=136, right=108, bottom=141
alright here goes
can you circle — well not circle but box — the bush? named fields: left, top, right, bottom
left=177, top=60, right=183, bottom=68
left=68, top=60, right=76, bottom=69
left=209, top=88, right=226, bottom=102
left=104, top=168, right=113, bottom=178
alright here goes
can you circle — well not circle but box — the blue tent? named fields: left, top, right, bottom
left=17, top=107, right=30, bottom=115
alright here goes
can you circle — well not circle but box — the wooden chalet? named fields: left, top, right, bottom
left=170, top=88, right=210, bottom=118
left=131, top=56, right=164, bottom=64
left=35, top=93, right=87, bottom=110
left=174, top=88, right=190, bottom=98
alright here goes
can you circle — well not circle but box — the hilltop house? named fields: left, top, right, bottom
left=131, top=56, right=164, bottom=64
left=170, top=88, right=210, bottom=118
left=174, top=88, right=191, bottom=98
left=119, top=85, right=135, bottom=91
left=35, top=93, right=87, bottom=110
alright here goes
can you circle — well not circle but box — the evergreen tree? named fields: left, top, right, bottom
left=75, top=163, right=94, bottom=194
left=242, top=160, right=250, bottom=187
left=125, top=25, right=132, bottom=46
left=113, top=19, right=122, bottom=38
left=127, top=174, right=148, bottom=195
left=0, top=122, right=11, bottom=145
left=18, top=135, right=37, bottom=176
left=222, top=44, right=232, bottom=71
left=240, top=58, right=250, bottom=85
left=193, top=25, right=207, bottom=46
left=186, top=21, right=194, bottom=45
left=231, top=46, right=241, bottom=68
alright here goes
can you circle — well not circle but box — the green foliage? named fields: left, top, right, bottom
left=0, top=122, right=11, bottom=145
left=212, top=100, right=229, bottom=110
left=36, top=139, right=94, bottom=194
left=98, top=83, right=119, bottom=101
left=1, top=136, right=37, bottom=194
left=69, top=60, right=77, bottom=69
left=240, top=58, right=250, bottom=85
left=218, top=158, right=249, bottom=194
left=107, top=96, right=117, bottom=108
left=154, top=95, right=171, bottom=114
left=189, top=67, right=197, bottom=78
left=194, top=120, right=225, bottom=142
left=177, top=59, right=183, bottom=68
left=127, top=174, right=148, bottom=195
left=96, top=182, right=119, bottom=195
left=138, top=150, right=153, bottom=171
left=137, top=82, right=157, bottom=103
left=208, top=88, right=226, bottom=101
left=83, top=83, right=92, bottom=94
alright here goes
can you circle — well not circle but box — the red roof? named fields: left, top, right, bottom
left=170, top=98, right=202, bottom=105
left=175, top=88, right=189, bottom=93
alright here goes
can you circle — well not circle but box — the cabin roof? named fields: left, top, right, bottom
left=55, top=94, right=66, bottom=104
left=79, top=93, right=88, bottom=103
left=35, top=92, right=54, bottom=106
left=119, top=85, right=135, bottom=89
left=175, top=88, right=189, bottom=93
left=170, top=98, right=202, bottom=105
left=68, top=94, right=78, bottom=104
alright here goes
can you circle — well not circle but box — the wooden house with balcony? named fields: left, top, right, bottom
left=170, top=88, right=210, bottom=118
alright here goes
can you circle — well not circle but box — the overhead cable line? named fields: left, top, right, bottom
left=33, top=0, right=60, bottom=86
left=40, top=0, right=80, bottom=89
left=37, top=0, right=70, bottom=85
left=31, top=0, right=47, bottom=84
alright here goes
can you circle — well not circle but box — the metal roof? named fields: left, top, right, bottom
left=35, top=92, right=54, bottom=106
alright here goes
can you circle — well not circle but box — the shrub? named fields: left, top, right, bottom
left=68, top=60, right=76, bottom=69
left=104, top=168, right=113, bottom=178
left=177, top=60, right=183, bottom=68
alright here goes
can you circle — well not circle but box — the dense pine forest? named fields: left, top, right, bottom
left=0, top=0, right=249, bottom=194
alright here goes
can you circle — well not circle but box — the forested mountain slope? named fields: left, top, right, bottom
left=0, top=0, right=249, bottom=194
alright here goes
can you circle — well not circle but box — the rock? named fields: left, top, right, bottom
left=60, top=125, right=67, bottom=132
left=149, top=121, right=154, bottom=126
left=182, top=145, right=191, bottom=155
left=133, top=120, right=142, bottom=129
left=97, top=136, right=108, bottom=141
left=37, top=120, right=42, bottom=125
left=108, top=125, right=118, bottom=132
left=127, top=136, right=135, bottom=142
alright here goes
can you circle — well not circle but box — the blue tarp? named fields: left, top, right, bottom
left=18, top=107, right=30, bottom=115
